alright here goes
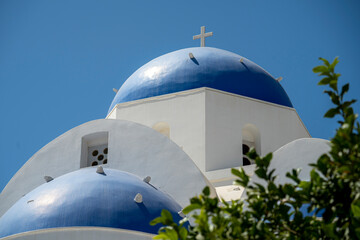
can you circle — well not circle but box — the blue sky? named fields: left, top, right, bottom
left=0, top=0, right=359, bottom=191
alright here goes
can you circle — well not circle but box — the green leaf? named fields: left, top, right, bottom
left=182, top=203, right=202, bottom=214
left=341, top=83, right=349, bottom=98
left=255, top=168, right=267, bottom=179
left=232, top=168, right=249, bottom=186
left=324, top=90, right=334, bottom=97
left=202, top=186, right=210, bottom=196
left=231, top=168, right=242, bottom=178
left=329, top=56, right=339, bottom=71
left=286, top=169, right=301, bottom=184
left=316, top=155, right=330, bottom=175
left=318, top=77, right=331, bottom=85
left=320, top=57, right=331, bottom=66
left=263, top=153, right=273, bottom=168
left=190, top=197, right=202, bottom=205
left=329, top=80, right=338, bottom=91
left=150, top=217, right=163, bottom=226
left=267, top=182, right=277, bottom=192
left=323, top=223, right=338, bottom=239
left=158, top=228, right=178, bottom=240
left=299, top=181, right=310, bottom=192
left=324, top=108, right=339, bottom=118
left=351, top=203, right=360, bottom=218
left=330, top=94, right=340, bottom=105
left=179, top=227, right=188, bottom=240
left=310, top=169, right=322, bottom=185
left=248, top=148, right=258, bottom=159
left=161, top=209, right=173, bottom=222
left=313, top=65, right=328, bottom=73
left=153, top=232, right=170, bottom=239
left=267, top=168, right=276, bottom=180
left=254, top=183, right=266, bottom=193
left=342, top=99, right=357, bottom=109
left=283, top=184, right=294, bottom=196
left=355, top=227, right=360, bottom=239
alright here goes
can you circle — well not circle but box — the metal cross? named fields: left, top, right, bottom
left=193, top=26, right=213, bottom=47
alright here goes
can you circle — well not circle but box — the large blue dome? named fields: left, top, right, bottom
left=0, top=168, right=184, bottom=238
left=108, top=47, right=293, bottom=114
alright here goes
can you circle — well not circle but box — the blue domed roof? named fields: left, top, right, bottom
left=0, top=168, right=184, bottom=238
left=108, top=47, right=293, bottom=114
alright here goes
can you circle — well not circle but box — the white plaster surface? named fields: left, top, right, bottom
left=108, top=88, right=310, bottom=184
left=216, top=185, right=244, bottom=202
left=209, top=165, right=255, bottom=201
left=109, top=88, right=207, bottom=172
left=1, top=87, right=315, bottom=224
left=207, top=164, right=256, bottom=187
left=249, top=138, right=330, bottom=186
left=0, top=119, right=213, bottom=217
left=1, top=227, right=153, bottom=240
left=205, top=89, right=310, bottom=172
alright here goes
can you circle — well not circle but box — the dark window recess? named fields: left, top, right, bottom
left=242, top=144, right=250, bottom=155
left=242, top=144, right=251, bottom=166
left=243, top=157, right=251, bottom=166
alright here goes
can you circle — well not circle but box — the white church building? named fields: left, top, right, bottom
left=0, top=27, right=330, bottom=239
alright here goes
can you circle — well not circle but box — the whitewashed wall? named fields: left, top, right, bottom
left=109, top=87, right=310, bottom=179
left=0, top=119, right=212, bottom=217
left=110, top=88, right=207, bottom=171
left=205, top=88, right=310, bottom=172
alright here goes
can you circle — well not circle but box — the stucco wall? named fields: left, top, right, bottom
left=0, top=119, right=211, bottom=217
left=205, top=88, right=310, bottom=171
left=110, top=88, right=207, bottom=171
left=250, top=138, right=330, bottom=186
left=109, top=87, right=310, bottom=176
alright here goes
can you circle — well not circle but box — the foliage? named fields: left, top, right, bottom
left=150, top=58, right=360, bottom=239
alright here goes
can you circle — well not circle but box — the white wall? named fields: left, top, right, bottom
left=249, top=138, right=330, bottom=186
left=205, top=89, right=310, bottom=172
left=110, top=88, right=207, bottom=172
left=108, top=88, right=310, bottom=179
left=0, top=119, right=212, bottom=217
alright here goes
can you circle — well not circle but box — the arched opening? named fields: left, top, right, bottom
left=152, top=122, right=170, bottom=138
left=242, top=124, right=261, bottom=166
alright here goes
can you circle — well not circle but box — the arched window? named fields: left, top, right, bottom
left=152, top=122, right=170, bottom=138
left=242, top=124, right=261, bottom=166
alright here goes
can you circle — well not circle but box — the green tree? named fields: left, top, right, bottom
left=150, top=57, right=360, bottom=240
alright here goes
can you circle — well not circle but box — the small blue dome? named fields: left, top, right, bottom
left=108, top=47, right=293, bottom=114
left=0, top=168, right=184, bottom=238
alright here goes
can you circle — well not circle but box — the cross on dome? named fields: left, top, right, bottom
left=193, top=26, right=213, bottom=47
